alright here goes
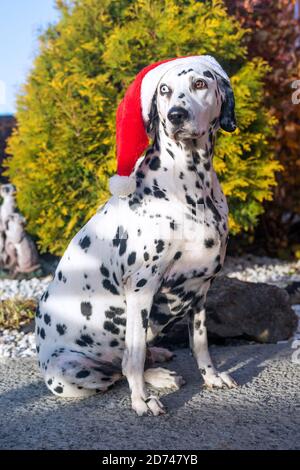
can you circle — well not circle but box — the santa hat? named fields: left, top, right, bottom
left=109, top=55, right=230, bottom=197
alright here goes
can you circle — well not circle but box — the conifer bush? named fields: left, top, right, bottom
left=6, top=0, right=281, bottom=255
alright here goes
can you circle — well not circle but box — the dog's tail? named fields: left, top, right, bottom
left=43, top=349, right=122, bottom=398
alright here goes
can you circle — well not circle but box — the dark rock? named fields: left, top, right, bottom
left=206, top=276, right=298, bottom=343
left=156, top=276, right=298, bottom=346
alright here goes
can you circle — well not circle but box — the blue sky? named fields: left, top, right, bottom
left=0, top=0, right=59, bottom=115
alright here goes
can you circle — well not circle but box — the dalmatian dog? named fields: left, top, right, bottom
left=36, top=56, right=237, bottom=416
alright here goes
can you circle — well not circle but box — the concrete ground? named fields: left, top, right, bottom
left=0, top=342, right=299, bottom=450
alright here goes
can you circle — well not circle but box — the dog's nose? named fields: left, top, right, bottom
left=167, top=106, right=189, bottom=125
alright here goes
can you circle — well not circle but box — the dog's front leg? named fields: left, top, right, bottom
left=189, top=307, right=237, bottom=389
left=123, top=278, right=165, bottom=416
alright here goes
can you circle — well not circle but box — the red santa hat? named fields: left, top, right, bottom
left=109, top=55, right=230, bottom=197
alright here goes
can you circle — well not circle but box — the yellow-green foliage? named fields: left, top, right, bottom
left=0, top=298, right=36, bottom=330
left=6, top=0, right=281, bottom=255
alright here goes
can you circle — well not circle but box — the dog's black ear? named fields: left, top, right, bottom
left=218, top=77, right=237, bottom=133
left=146, top=90, right=159, bottom=137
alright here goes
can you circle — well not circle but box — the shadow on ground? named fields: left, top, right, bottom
left=0, top=343, right=299, bottom=450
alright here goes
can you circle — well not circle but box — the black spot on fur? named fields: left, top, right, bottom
left=203, top=70, right=214, bottom=79
left=76, top=370, right=90, bottom=379
left=214, top=263, right=222, bottom=274
left=100, top=264, right=110, bottom=278
left=136, top=171, right=145, bottom=179
left=113, top=225, right=125, bottom=247
left=76, top=334, right=94, bottom=347
left=204, top=238, right=215, bottom=248
left=204, top=161, right=211, bottom=171
left=35, top=304, right=42, bottom=319
left=105, top=306, right=125, bottom=319
left=113, top=272, right=119, bottom=286
left=44, top=313, right=51, bottom=325
left=174, top=251, right=182, bottom=260
left=110, top=339, right=119, bottom=347
left=186, top=195, right=196, bottom=207
left=58, top=271, right=62, bottom=281
left=54, top=386, right=63, bottom=394
left=102, top=279, right=119, bottom=295
left=206, top=196, right=221, bottom=221
left=80, top=301, right=92, bottom=320
left=136, top=278, right=147, bottom=288
left=127, top=252, right=136, bottom=266
left=79, top=235, right=91, bottom=250
left=153, top=189, right=167, bottom=199
left=144, top=252, right=149, bottom=261
left=56, top=324, right=67, bottom=335
left=149, top=156, right=161, bottom=171
left=40, top=328, right=46, bottom=340
left=119, top=235, right=128, bottom=256
left=166, top=148, right=175, bottom=159
left=104, top=321, right=120, bottom=335
left=113, top=316, right=126, bottom=326
left=156, top=240, right=165, bottom=253
left=152, top=179, right=168, bottom=200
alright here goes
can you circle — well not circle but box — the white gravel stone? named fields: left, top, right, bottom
left=224, top=255, right=300, bottom=288
left=0, top=275, right=52, bottom=301
left=0, top=330, right=36, bottom=358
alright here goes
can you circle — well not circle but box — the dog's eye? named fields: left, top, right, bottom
left=160, top=84, right=171, bottom=95
left=194, top=79, right=207, bottom=90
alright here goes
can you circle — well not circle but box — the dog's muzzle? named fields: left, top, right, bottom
left=167, top=106, right=189, bottom=126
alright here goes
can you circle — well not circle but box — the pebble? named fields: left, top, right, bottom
left=224, top=255, right=300, bottom=288
left=0, top=329, right=36, bottom=358
left=0, top=275, right=52, bottom=301
left=1, top=255, right=300, bottom=358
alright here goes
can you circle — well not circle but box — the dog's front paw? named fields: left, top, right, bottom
left=202, top=370, right=237, bottom=389
left=144, top=367, right=185, bottom=390
left=132, top=395, right=166, bottom=416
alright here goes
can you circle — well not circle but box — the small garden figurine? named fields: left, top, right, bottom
left=0, top=184, right=40, bottom=275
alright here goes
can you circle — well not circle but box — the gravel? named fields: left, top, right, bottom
left=224, top=254, right=300, bottom=287
left=0, top=275, right=52, bottom=301
left=0, top=329, right=36, bottom=358
left=1, top=255, right=300, bottom=358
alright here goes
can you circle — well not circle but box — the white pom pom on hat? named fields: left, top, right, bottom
left=109, top=55, right=230, bottom=197
left=109, top=174, right=137, bottom=198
